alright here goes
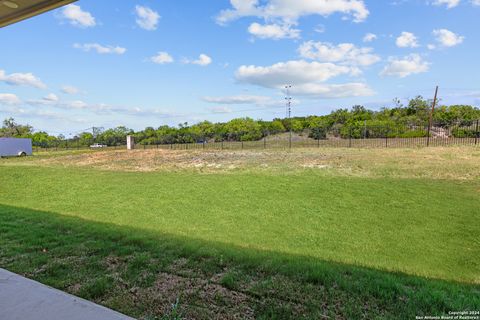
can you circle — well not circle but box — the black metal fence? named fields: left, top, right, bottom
left=33, top=120, right=480, bottom=152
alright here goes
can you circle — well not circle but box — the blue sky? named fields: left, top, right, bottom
left=1, top=0, right=479, bottom=135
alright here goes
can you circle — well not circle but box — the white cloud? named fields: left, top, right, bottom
left=248, top=22, right=300, bottom=39
left=207, top=106, right=233, bottom=114
left=432, top=29, right=464, bottom=47
left=60, top=4, right=96, bottom=28
left=43, top=93, right=59, bottom=102
left=289, top=83, right=374, bottom=98
left=61, top=85, right=80, bottom=95
left=135, top=5, right=160, bottom=31
left=298, top=41, right=380, bottom=66
left=432, top=0, right=480, bottom=7
left=0, top=105, right=88, bottom=123
left=67, top=100, right=89, bottom=109
left=217, top=0, right=370, bottom=24
left=380, top=54, right=430, bottom=78
left=396, top=32, right=419, bottom=48
left=432, top=0, right=461, bottom=8
left=18, top=94, right=177, bottom=119
left=363, top=33, right=377, bottom=42
left=151, top=52, right=174, bottom=64
left=234, top=60, right=372, bottom=98
left=0, top=69, right=47, bottom=89
left=27, top=93, right=116, bottom=113
left=73, top=43, right=127, bottom=55
left=236, top=60, right=353, bottom=88
left=0, top=93, right=21, bottom=105
left=27, top=97, right=79, bottom=108
left=203, top=95, right=272, bottom=105
left=184, top=54, right=212, bottom=66
left=217, top=0, right=260, bottom=24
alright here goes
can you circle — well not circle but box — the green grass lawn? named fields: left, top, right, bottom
left=0, top=149, right=479, bottom=319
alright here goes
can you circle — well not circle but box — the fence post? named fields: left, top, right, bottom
left=264, top=137, right=266, bottom=149
left=426, top=123, right=431, bottom=147
left=221, top=140, right=224, bottom=150
left=475, top=119, right=479, bottom=146
left=427, top=86, right=439, bottom=148
left=241, top=141, right=244, bottom=150
left=349, top=127, right=352, bottom=148
left=385, top=128, right=389, bottom=148
left=426, top=122, right=432, bottom=147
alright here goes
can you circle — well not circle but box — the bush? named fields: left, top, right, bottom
left=340, top=123, right=392, bottom=139
left=452, top=128, right=478, bottom=138
left=309, top=127, right=327, bottom=140
left=397, top=130, right=428, bottom=138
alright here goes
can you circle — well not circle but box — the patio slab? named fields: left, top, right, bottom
left=0, top=268, right=135, bottom=320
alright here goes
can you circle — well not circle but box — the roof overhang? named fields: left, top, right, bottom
left=0, top=0, right=77, bottom=28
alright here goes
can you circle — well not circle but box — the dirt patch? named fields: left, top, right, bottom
left=138, top=272, right=255, bottom=320
left=166, top=258, right=198, bottom=278
left=8, top=147, right=480, bottom=180
left=67, top=283, right=82, bottom=295
left=104, top=255, right=125, bottom=271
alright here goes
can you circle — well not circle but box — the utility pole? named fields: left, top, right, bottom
left=285, top=85, right=292, bottom=149
left=427, top=86, right=439, bottom=147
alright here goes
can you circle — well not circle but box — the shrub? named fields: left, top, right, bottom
left=309, top=127, right=327, bottom=140
left=397, top=130, right=428, bottom=138
left=452, top=128, right=478, bottom=138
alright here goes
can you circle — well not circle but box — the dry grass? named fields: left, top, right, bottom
left=3, top=146, right=479, bottom=181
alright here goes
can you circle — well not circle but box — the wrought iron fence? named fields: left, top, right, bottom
left=33, top=119, right=480, bottom=152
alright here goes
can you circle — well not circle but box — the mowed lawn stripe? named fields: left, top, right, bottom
left=0, top=166, right=478, bottom=283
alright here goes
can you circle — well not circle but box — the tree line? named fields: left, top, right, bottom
left=1, top=96, right=479, bottom=148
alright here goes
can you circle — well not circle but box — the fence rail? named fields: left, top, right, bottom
left=32, top=120, right=480, bottom=152
left=150, top=137, right=479, bottom=151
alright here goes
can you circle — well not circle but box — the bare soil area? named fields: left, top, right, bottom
left=8, top=146, right=479, bottom=180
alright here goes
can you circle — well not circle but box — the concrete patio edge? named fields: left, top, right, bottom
left=0, top=268, right=135, bottom=320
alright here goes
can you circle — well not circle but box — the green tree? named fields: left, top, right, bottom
left=31, top=132, right=56, bottom=147
left=0, top=118, right=33, bottom=137
left=78, top=132, right=94, bottom=146
left=268, top=120, right=286, bottom=134
left=223, top=118, right=263, bottom=141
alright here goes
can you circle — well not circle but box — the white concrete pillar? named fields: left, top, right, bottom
left=126, top=136, right=135, bottom=150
